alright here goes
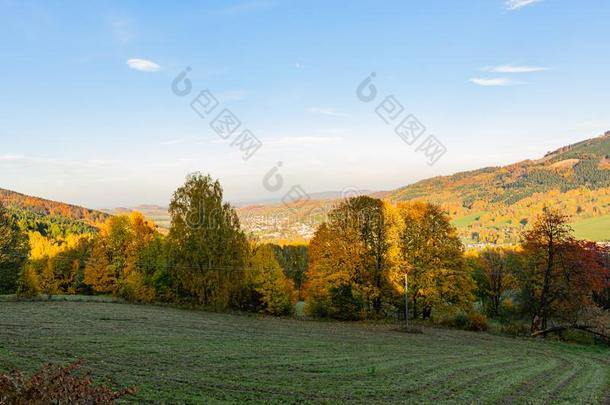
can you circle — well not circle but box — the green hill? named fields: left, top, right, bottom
left=0, top=188, right=109, bottom=237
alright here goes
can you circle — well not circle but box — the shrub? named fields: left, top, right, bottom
left=0, top=359, right=136, bottom=404
left=500, top=322, right=530, bottom=338
left=453, top=312, right=470, bottom=329
left=117, top=271, right=155, bottom=303
left=16, top=267, right=40, bottom=298
left=327, top=284, right=364, bottom=321
left=467, top=312, right=488, bottom=331
left=439, top=311, right=488, bottom=332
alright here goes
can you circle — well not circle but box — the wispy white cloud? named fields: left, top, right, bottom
left=505, top=0, right=543, bottom=10
left=306, top=107, right=349, bottom=117
left=265, top=136, right=343, bottom=145
left=217, top=90, right=247, bottom=102
left=160, top=138, right=186, bottom=146
left=0, top=154, right=114, bottom=170
left=126, top=58, right=160, bottom=72
left=469, top=77, right=520, bottom=87
left=482, top=65, right=549, bottom=73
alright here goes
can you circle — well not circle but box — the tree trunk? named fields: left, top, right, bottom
left=538, top=237, right=554, bottom=331
left=412, top=296, right=418, bottom=320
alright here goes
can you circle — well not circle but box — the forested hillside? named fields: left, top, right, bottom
left=387, top=131, right=610, bottom=243
left=0, top=188, right=108, bottom=237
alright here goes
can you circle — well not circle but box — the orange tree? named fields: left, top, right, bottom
left=519, top=208, right=608, bottom=333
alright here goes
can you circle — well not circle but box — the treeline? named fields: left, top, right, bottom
left=13, top=208, right=99, bottom=238
left=0, top=188, right=109, bottom=224
left=0, top=173, right=608, bottom=339
left=3, top=174, right=304, bottom=316
left=306, top=197, right=609, bottom=337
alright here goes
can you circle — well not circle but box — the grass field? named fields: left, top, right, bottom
left=452, top=211, right=488, bottom=228
left=0, top=301, right=609, bottom=404
left=570, top=214, right=610, bottom=241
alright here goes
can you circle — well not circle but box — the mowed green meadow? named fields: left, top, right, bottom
left=0, top=301, right=609, bottom=404
left=571, top=214, right=610, bottom=242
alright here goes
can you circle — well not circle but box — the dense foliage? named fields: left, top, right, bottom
left=0, top=203, right=29, bottom=293
left=12, top=173, right=296, bottom=316
left=305, top=198, right=474, bottom=320
left=3, top=173, right=608, bottom=340
left=0, top=187, right=108, bottom=238
left=268, top=243, right=308, bottom=298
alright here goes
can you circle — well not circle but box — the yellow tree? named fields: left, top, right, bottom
left=83, top=240, right=114, bottom=293
left=85, top=212, right=159, bottom=299
left=396, top=201, right=473, bottom=319
left=243, top=244, right=296, bottom=315
left=119, top=212, right=157, bottom=302
left=304, top=197, right=400, bottom=319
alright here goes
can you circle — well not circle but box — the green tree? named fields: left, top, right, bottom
left=270, top=244, right=308, bottom=298
left=472, top=247, right=518, bottom=317
left=167, top=173, right=247, bottom=307
left=0, top=203, right=29, bottom=293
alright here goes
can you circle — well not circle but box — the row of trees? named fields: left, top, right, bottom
left=305, top=196, right=609, bottom=337
left=11, top=173, right=297, bottom=316
left=2, top=173, right=608, bottom=338
left=470, top=210, right=609, bottom=334
left=306, top=198, right=473, bottom=320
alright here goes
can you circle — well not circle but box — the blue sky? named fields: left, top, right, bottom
left=1, top=0, right=609, bottom=208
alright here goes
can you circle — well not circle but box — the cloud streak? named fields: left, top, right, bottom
left=505, top=0, right=543, bottom=10
left=469, top=77, right=520, bottom=87
left=482, top=65, right=549, bottom=73
left=127, top=58, right=160, bottom=72
left=306, top=107, right=349, bottom=117
left=265, top=136, right=343, bottom=145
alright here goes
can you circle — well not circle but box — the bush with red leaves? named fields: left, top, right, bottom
left=0, top=359, right=136, bottom=404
